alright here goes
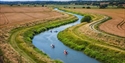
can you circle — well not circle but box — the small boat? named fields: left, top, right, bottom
left=54, top=31, right=58, bottom=33
left=64, top=50, right=68, bottom=55
left=51, top=44, right=55, bottom=48
left=50, top=30, right=52, bottom=33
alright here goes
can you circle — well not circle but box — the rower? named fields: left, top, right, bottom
left=50, top=30, right=52, bottom=33
left=54, top=30, right=58, bottom=33
left=64, top=50, right=68, bottom=55
left=51, top=44, right=55, bottom=48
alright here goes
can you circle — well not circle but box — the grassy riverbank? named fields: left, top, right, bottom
left=57, top=9, right=125, bottom=63
left=58, top=24, right=125, bottom=63
left=9, top=13, right=78, bottom=63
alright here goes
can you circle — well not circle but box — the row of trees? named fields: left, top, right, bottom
left=64, top=4, right=124, bottom=9
left=1, top=1, right=125, bottom=5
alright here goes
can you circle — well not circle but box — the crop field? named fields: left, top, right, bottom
left=0, top=4, right=125, bottom=63
left=0, top=6, right=69, bottom=63
left=0, top=6, right=65, bottom=28
left=58, top=8, right=125, bottom=63
left=63, top=8, right=125, bottom=37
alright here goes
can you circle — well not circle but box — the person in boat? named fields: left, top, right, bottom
left=54, top=30, right=58, bottom=33
left=64, top=50, right=68, bottom=55
left=50, top=30, right=52, bottom=33
left=51, top=44, right=55, bottom=48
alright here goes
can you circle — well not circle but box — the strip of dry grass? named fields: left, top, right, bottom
left=9, top=13, right=78, bottom=63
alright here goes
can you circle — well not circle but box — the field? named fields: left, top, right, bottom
left=57, top=8, right=125, bottom=63
left=62, top=8, right=125, bottom=37
left=0, top=5, right=125, bottom=63
left=0, top=6, right=65, bottom=28
left=0, top=6, right=69, bottom=63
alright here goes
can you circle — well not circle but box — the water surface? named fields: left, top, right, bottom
left=32, top=9, right=99, bottom=63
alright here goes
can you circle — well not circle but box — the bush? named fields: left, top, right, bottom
left=82, top=7, right=85, bottom=8
left=86, top=6, right=91, bottom=9
left=42, top=5, right=44, bottom=7
left=81, top=15, right=92, bottom=23
left=73, top=7, right=76, bottom=9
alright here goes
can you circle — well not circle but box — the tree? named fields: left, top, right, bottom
left=86, top=6, right=91, bottom=9
left=82, top=7, right=85, bottom=8
left=81, top=15, right=92, bottom=23
left=42, top=5, right=44, bottom=7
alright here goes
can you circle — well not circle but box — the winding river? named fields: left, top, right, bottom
left=32, top=8, right=99, bottom=63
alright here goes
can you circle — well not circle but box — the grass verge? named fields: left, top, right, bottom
left=58, top=22, right=125, bottom=63
left=9, top=13, right=78, bottom=63
left=57, top=8, right=125, bottom=63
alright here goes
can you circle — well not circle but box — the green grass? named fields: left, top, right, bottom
left=9, top=13, right=78, bottom=63
left=57, top=8, right=125, bottom=63
left=58, top=23, right=125, bottom=63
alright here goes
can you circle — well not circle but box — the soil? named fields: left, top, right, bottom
left=0, top=6, right=66, bottom=63
left=0, top=6, right=64, bottom=28
left=67, top=9, right=125, bottom=37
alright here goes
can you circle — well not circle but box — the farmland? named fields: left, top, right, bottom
left=0, top=6, right=71, bottom=63
left=0, top=4, right=125, bottom=63
left=58, top=8, right=125, bottom=63
left=62, top=8, right=125, bottom=37
left=0, top=6, right=66, bottom=27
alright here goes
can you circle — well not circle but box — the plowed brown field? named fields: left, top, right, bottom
left=0, top=6, right=64, bottom=28
left=0, top=6, right=66, bottom=63
left=66, top=9, right=125, bottom=37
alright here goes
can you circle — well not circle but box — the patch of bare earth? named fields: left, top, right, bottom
left=0, top=6, right=67, bottom=63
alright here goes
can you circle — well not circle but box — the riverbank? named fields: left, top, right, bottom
left=0, top=6, right=68, bottom=63
left=57, top=8, right=125, bottom=63
left=9, top=12, right=78, bottom=63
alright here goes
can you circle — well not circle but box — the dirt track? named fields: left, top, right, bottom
left=66, top=9, right=125, bottom=37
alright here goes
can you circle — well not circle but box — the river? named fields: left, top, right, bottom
left=32, top=8, right=99, bottom=63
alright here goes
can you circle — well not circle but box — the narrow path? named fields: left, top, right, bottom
left=71, top=22, right=125, bottom=52
left=10, top=28, right=36, bottom=63
left=89, top=16, right=108, bottom=33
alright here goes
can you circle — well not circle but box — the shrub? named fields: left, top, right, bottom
left=42, top=5, right=44, bottom=7
left=10, top=4, right=13, bottom=6
left=86, top=6, right=91, bottom=9
left=74, top=7, right=76, bottom=9
left=81, top=15, right=92, bottom=23
left=82, top=7, right=85, bottom=8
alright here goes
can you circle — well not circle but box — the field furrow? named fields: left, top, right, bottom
left=0, top=13, right=9, bottom=25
